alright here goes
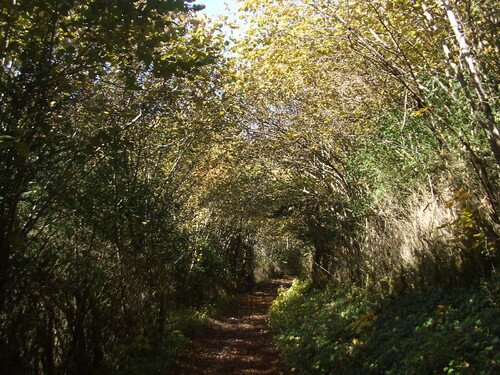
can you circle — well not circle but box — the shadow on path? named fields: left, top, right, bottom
left=171, top=278, right=294, bottom=375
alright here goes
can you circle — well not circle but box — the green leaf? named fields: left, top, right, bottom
left=0, top=135, right=16, bottom=148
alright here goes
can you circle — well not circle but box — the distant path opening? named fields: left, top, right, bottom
left=172, top=278, right=294, bottom=375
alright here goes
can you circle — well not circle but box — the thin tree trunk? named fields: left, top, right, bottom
left=441, top=0, right=500, bottom=168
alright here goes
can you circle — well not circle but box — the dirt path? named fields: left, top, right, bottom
left=171, top=278, right=293, bottom=375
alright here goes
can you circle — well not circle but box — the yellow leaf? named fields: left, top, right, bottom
left=412, top=104, right=433, bottom=116
left=454, top=189, right=470, bottom=201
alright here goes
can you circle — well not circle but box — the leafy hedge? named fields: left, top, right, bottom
left=269, top=276, right=500, bottom=374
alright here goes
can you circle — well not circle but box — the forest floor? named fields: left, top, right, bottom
left=171, top=278, right=294, bottom=375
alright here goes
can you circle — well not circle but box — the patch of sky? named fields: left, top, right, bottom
left=193, top=0, right=248, bottom=41
left=194, top=0, right=240, bottom=17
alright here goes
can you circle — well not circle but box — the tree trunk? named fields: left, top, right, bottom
left=441, top=0, right=500, bottom=168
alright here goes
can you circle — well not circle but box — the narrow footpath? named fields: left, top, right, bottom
left=172, top=278, right=293, bottom=375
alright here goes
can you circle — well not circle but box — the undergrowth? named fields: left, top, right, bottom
left=269, top=274, right=500, bottom=374
left=117, top=294, right=238, bottom=375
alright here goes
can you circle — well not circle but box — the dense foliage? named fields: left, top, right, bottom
left=0, top=1, right=265, bottom=373
left=234, top=0, right=499, bottom=290
left=0, top=0, right=498, bottom=373
left=270, top=278, right=500, bottom=374
left=233, top=0, right=499, bottom=373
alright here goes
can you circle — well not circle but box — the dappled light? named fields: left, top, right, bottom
left=173, top=278, right=292, bottom=374
left=0, top=0, right=498, bottom=374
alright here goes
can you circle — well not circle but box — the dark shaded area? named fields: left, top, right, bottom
left=172, top=278, right=293, bottom=375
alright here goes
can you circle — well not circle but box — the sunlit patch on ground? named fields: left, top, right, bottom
left=172, top=278, right=293, bottom=374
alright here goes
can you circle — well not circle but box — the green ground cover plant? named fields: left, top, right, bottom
left=269, top=276, right=500, bottom=374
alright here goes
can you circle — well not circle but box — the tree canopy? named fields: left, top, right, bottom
left=0, top=0, right=498, bottom=373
